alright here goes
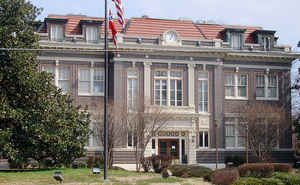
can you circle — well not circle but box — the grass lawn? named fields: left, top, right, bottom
left=0, top=168, right=210, bottom=185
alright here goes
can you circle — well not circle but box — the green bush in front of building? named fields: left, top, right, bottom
left=272, top=172, right=300, bottom=185
left=232, top=177, right=284, bottom=185
left=169, top=164, right=212, bottom=178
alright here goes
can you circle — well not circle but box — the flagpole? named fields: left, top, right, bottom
left=104, top=0, right=109, bottom=181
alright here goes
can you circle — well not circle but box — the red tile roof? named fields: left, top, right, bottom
left=125, top=18, right=206, bottom=39
left=196, top=24, right=262, bottom=43
left=39, top=15, right=265, bottom=43
left=42, top=15, right=124, bottom=37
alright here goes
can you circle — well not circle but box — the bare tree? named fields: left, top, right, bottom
left=127, top=103, right=172, bottom=172
left=235, top=101, right=288, bottom=162
left=93, top=102, right=127, bottom=168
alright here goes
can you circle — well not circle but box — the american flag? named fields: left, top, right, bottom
left=112, top=0, right=126, bottom=28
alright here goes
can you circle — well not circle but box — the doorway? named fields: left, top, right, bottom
left=158, top=139, right=179, bottom=159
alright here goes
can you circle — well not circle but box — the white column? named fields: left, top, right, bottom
left=144, top=62, right=152, bottom=104
left=188, top=63, right=195, bottom=107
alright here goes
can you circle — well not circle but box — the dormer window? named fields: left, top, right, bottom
left=86, top=26, right=99, bottom=43
left=221, top=28, right=246, bottom=50
left=45, top=17, right=68, bottom=42
left=252, top=30, right=276, bottom=51
left=262, top=36, right=271, bottom=51
left=231, top=33, right=242, bottom=50
left=51, top=24, right=64, bottom=42
left=80, top=20, right=102, bottom=44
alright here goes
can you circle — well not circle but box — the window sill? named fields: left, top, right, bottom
left=78, top=93, right=104, bottom=97
left=256, top=97, right=279, bottom=101
left=225, top=97, right=248, bottom=100
left=198, top=112, right=211, bottom=116
left=225, top=147, right=245, bottom=150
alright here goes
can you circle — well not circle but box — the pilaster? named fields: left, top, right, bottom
left=144, top=62, right=152, bottom=103
left=188, top=63, right=195, bottom=107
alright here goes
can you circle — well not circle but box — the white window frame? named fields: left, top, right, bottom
left=199, top=130, right=209, bottom=148
left=198, top=71, right=209, bottom=113
left=50, top=24, right=64, bottom=42
left=86, top=26, right=99, bottom=43
left=127, top=69, right=139, bottom=111
left=87, top=121, right=101, bottom=147
left=231, top=33, right=242, bottom=50
left=225, top=73, right=248, bottom=100
left=154, top=70, right=183, bottom=106
left=225, top=118, right=246, bottom=149
left=127, top=130, right=137, bottom=148
left=256, top=73, right=279, bottom=100
left=262, top=36, right=271, bottom=51
left=43, top=65, right=70, bottom=93
left=78, top=67, right=104, bottom=96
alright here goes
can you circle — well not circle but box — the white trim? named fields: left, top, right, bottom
left=78, top=66, right=104, bottom=96
left=225, top=73, right=248, bottom=100
left=255, top=74, right=279, bottom=100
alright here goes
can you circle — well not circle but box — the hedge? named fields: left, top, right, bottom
left=238, top=163, right=274, bottom=178
left=211, top=168, right=239, bottom=185
left=273, top=172, right=300, bottom=185
left=169, top=165, right=212, bottom=178
left=232, top=177, right=284, bottom=185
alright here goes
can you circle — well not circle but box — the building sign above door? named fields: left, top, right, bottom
left=155, top=131, right=188, bottom=137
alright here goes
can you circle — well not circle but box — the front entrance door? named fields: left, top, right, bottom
left=158, top=139, right=179, bottom=159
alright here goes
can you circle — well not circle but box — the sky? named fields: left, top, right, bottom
left=29, top=0, right=299, bottom=50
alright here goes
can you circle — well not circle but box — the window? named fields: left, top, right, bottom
left=231, top=33, right=242, bottom=49
left=87, top=121, right=101, bottom=147
left=256, top=74, right=278, bottom=100
left=127, top=131, right=137, bottom=147
left=154, top=70, right=183, bottom=106
left=262, top=36, right=271, bottom=51
left=78, top=68, right=104, bottom=95
left=43, top=66, right=70, bottom=93
left=50, top=24, right=63, bottom=42
left=170, top=71, right=183, bottom=106
left=152, top=139, right=156, bottom=149
left=225, top=73, right=248, bottom=99
left=198, top=72, right=208, bottom=112
left=127, top=70, right=139, bottom=110
left=199, top=131, right=209, bottom=148
left=225, top=118, right=245, bottom=148
left=86, top=26, right=99, bottom=43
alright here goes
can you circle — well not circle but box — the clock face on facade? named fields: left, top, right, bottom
left=166, top=32, right=177, bottom=42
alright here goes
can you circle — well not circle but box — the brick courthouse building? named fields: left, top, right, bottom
left=36, top=14, right=296, bottom=165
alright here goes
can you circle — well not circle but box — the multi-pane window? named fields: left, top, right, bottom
left=58, top=67, right=70, bottom=92
left=225, top=73, right=248, bottom=99
left=50, top=24, right=63, bottom=42
left=170, top=71, right=183, bottom=106
left=199, top=131, right=209, bottom=148
left=231, top=33, right=242, bottom=49
left=43, top=66, right=70, bottom=93
left=225, top=118, right=245, bottom=148
left=78, top=68, right=104, bottom=95
left=154, top=70, right=183, bottom=106
left=87, top=121, right=101, bottom=147
left=198, top=72, right=208, bottom=112
left=127, top=131, right=137, bottom=147
left=154, top=71, right=168, bottom=106
left=86, top=26, right=99, bottom=43
left=262, top=36, right=271, bottom=51
left=127, top=70, right=139, bottom=110
left=256, top=74, right=278, bottom=99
